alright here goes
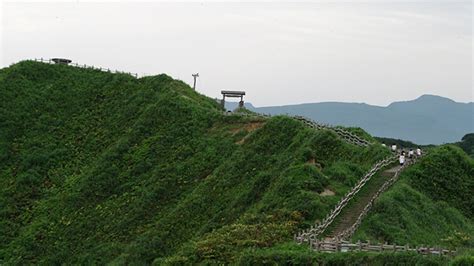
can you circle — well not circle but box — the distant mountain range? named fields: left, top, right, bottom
left=225, top=95, right=473, bottom=145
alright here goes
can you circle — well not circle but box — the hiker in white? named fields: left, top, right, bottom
left=382, top=143, right=386, bottom=147
left=416, top=147, right=422, bottom=157
left=391, top=144, right=397, bottom=152
left=399, top=152, right=405, bottom=165
left=408, top=149, right=414, bottom=158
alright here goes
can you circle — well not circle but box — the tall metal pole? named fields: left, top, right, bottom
left=192, top=73, right=199, bottom=90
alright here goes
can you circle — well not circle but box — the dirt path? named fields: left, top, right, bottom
left=323, top=163, right=403, bottom=239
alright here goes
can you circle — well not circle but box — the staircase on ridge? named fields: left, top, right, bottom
left=324, top=165, right=402, bottom=239
left=292, top=116, right=371, bottom=147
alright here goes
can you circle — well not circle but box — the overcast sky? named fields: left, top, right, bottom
left=1, top=0, right=472, bottom=106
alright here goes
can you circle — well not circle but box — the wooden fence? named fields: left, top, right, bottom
left=234, top=113, right=445, bottom=255
left=32, top=58, right=139, bottom=78
left=295, top=155, right=397, bottom=244
left=309, top=239, right=455, bottom=256
left=293, top=116, right=371, bottom=147
left=224, top=112, right=372, bottom=147
left=335, top=157, right=418, bottom=240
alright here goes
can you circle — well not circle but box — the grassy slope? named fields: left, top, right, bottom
left=353, top=146, right=474, bottom=250
left=0, top=61, right=395, bottom=264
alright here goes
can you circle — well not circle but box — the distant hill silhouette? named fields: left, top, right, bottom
left=228, top=95, right=473, bottom=145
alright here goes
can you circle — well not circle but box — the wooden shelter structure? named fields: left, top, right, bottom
left=51, top=58, right=72, bottom=65
left=221, top=90, right=245, bottom=108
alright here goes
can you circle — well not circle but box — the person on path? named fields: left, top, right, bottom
left=416, top=147, right=422, bottom=157
left=399, top=152, right=406, bottom=165
left=409, top=148, right=414, bottom=158
left=391, top=144, right=397, bottom=152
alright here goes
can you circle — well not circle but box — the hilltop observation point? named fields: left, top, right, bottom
left=221, top=90, right=245, bottom=109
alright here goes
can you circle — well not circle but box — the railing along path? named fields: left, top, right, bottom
left=294, top=155, right=397, bottom=244
left=293, top=116, right=371, bottom=147
left=225, top=112, right=372, bottom=147
left=33, top=58, right=139, bottom=78
left=334, top=157, right=418, bottom=240
left=310, top=239, right=454, bottom=256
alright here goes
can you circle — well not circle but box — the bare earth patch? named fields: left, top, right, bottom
left=229, top=121, right=265, bottom=134
left=233, top=121, right=265, bottom=144
left=319, top=189, right=335, bottom=196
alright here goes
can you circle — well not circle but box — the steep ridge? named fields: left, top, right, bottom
left=293, top=116, right=372, bottom=147
left=328, top=159, right=414, bottom=241
left=0, top=61, right=391, bottom=264
left=323, top=165, right=400, bottom=239
left=295, top=156, right=397, bottom=243
left=0, top=61, right=471, bottom=264
left=235, top=113, right=373, bottom=147
left=353, top=146, right=474, bottom=248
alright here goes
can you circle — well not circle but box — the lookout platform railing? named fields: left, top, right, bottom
left=32, top=58, right=139, bottom=78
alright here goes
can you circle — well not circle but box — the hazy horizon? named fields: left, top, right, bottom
left=236, top=94, right=473, bottom=108
left=1, top=1, right=472, bottom=106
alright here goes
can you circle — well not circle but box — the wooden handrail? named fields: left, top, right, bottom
left=32, top=58, right=139, bottom=78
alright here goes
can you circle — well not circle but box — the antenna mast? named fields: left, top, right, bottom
left=192, top=73, right=199, bottom=90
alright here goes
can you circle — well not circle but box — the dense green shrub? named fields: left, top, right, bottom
left=0, top=61, right=471, bottom=264
left=405, top=145, right=474, bottom=217
left=456, top=133, right=474, bottom=158
left=354, top=146, right=474, bottom=249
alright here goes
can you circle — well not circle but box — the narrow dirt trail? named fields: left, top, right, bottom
left=324, top=163, right=403, bottom=239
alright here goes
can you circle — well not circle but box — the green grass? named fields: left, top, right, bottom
left=235, top=243, right=450, bottom=266
left=0, top=61, right=390, bottom=264
left=0, top=61, right=471, bottom=264
left=353, top=146, right=474, bottom=249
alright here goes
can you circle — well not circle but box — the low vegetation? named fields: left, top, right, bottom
left=456, top=133, right=474, bottom=158
left=0, top=61, right=472, bottom=264
left=353, top=145, right=474, bottom=250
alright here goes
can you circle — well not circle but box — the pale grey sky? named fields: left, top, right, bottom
left=1, top=0, right=472, bottom=106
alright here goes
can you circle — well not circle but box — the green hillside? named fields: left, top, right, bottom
left=353, top=145, right=474, bottom=249
left=0, top=61, right=471, bottom=264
